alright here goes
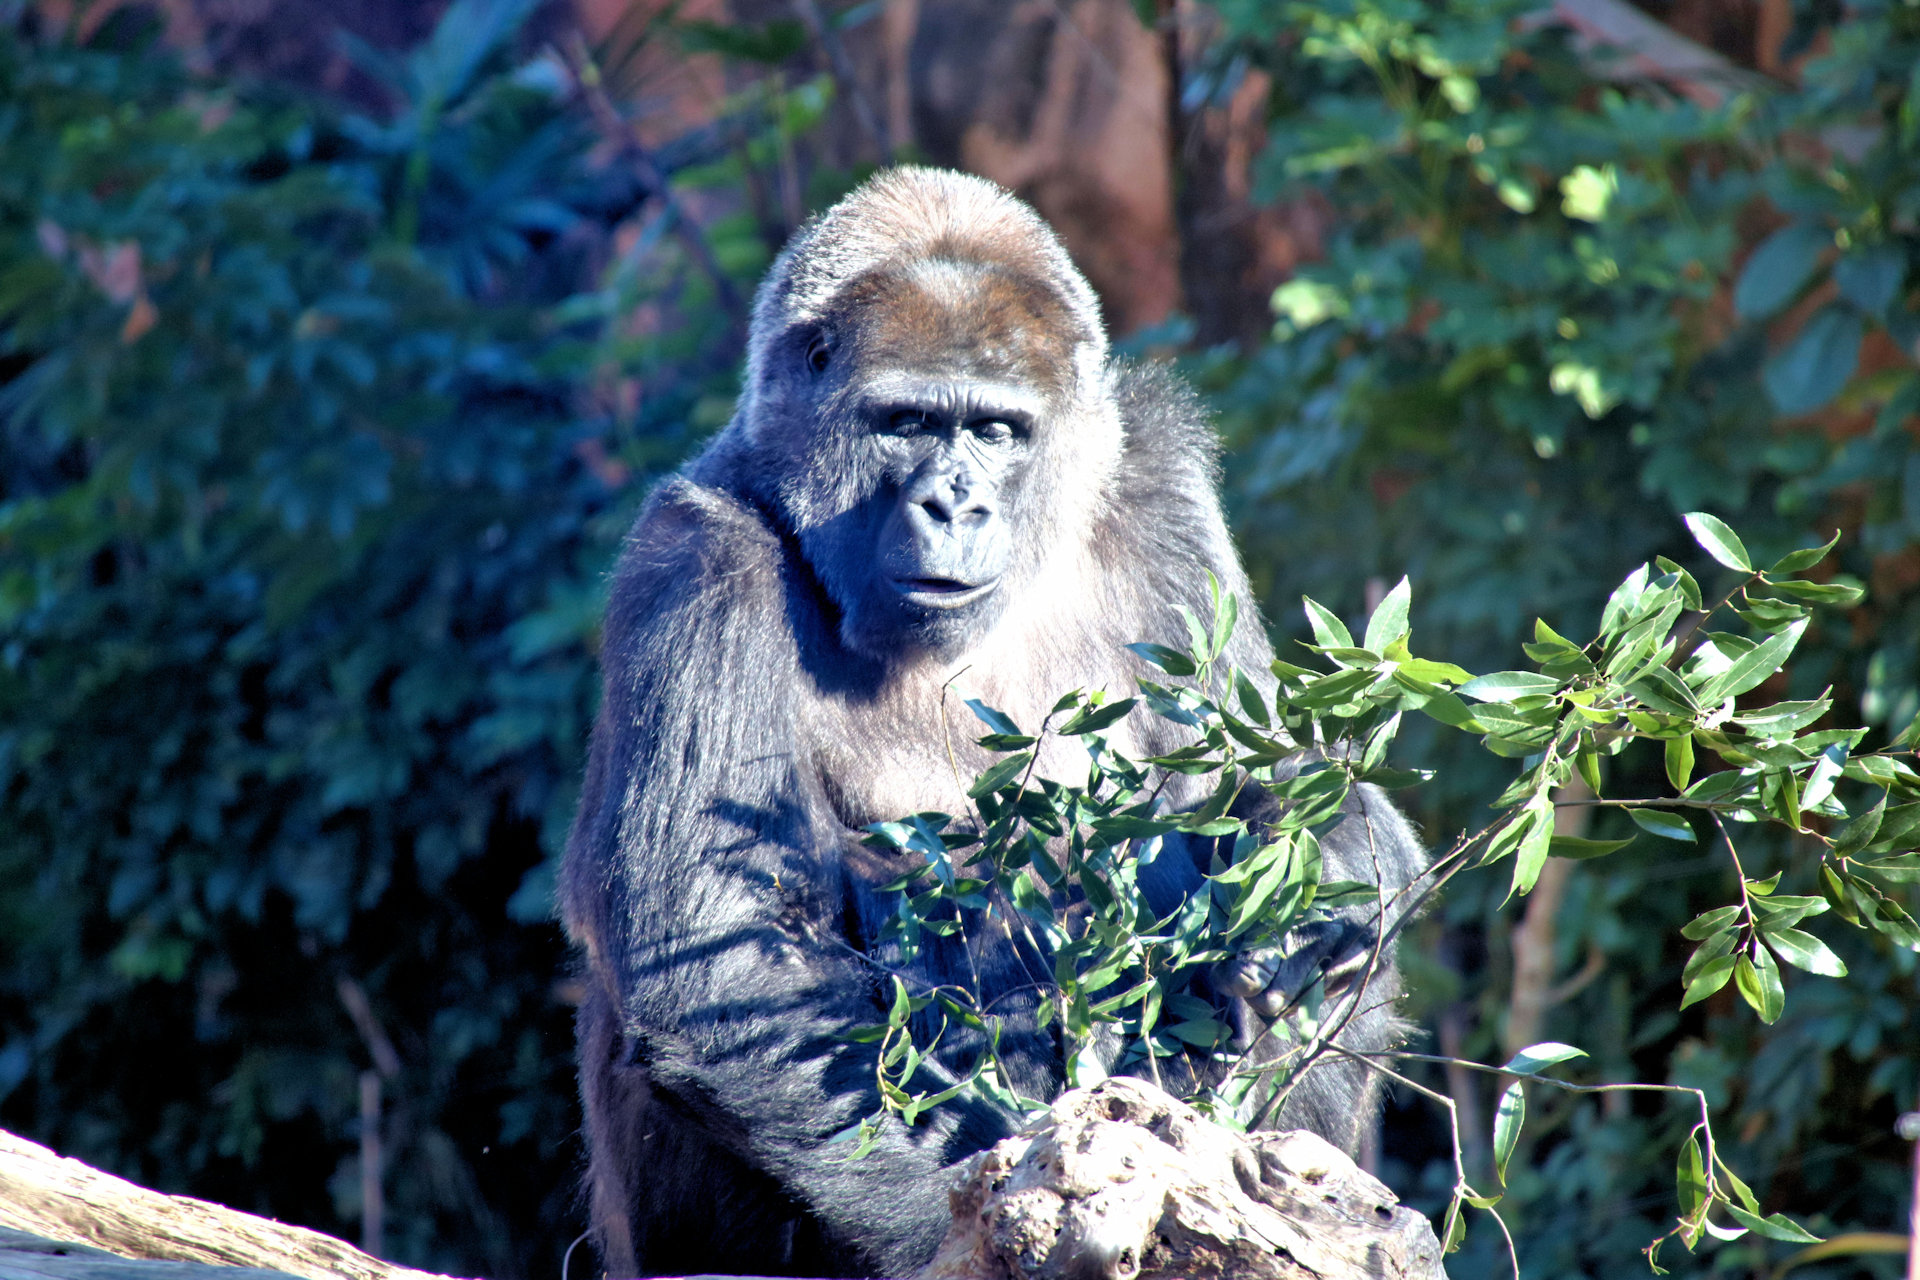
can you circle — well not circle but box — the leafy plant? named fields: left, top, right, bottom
left=850, top=514, right=1915, bottom=1272
left=0, top=9, right=754, bottom=1272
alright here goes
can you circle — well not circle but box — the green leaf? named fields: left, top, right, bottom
left=1211, top=585, right=1239, bottom=660
left=1832, top=792, right=1887, bottom=857
left=1767, top=529, right=1842, bottom=575
left=1740, top=945, right=1785, bottom=1023
left=888, top=976, right=913, bottom=1024
left=1722, top=1206, right=1822, bottom=1243
left=1732, top=697, right=1832, bottom=738
left=1758, top=577, right=1867, bottom=607
left=1860, top=852, right=1920, bottom=882
left=1760, top=926, right=1847, bottom=977
left=1820, top=863, right=1861, bottom=924
left=1763, top=305, right=1864, bottom=415
left=1459, top=671, right=1560, bottom=703
left=1577, top=749, right=1603, bottom=795
left=1125, top=642, right=1198, bottom=676
left=1833, top=245, right=1903, bottom=315
left=1312, top=879, right=1381, bottom=909
left=1802, top=743, right=1846, bottom=812
left=1362, top=766, right=1434, bottom=789
left=1508, top=799, right=1556, bottom=899
left=1665, top=734, right=1695, bottom=791
left=1302, top=596, right=1354, bottom=649
left=1164, top=1018, right=1229, bottom=1047
left=1683, top=927, right=1739, bottom=983
left=966, top=700, right=1023, bottom=738
left=1676, top=1135, right=1708, bottom=1220
left=1648, top=564, right=1702, bottom=618
left=1393, top=674, right=1486, bottom=731
left=1501, top=1042, right=1587, bottom=1075
left=1175, top=604, right=1211, bottom=660
left=1393, top=653, right=1476, bottom=685
left=1492, top=1081, right=1524, bottom=1187
left=1091, top=813, right=1181, bottom=841
left=1057, top=698, right=1137, bottom=736
left=1749, top=893, right=1827, bottom=928
left=1234, top=669, right=1269, bottom=725
left=1549, top=835, right=1633, bottom=860
left=1698, top=618, right=1808, bottom=704
left=1733, top=955, right=1765, bottom=1017
left=967, top=752, right=1033, bottom=799
left=1680, top=954, right=1737, bottom=1008
left=1629, top=809, right=1696, bottom=842
left=1681, top=905, right=1741, bottom=940
left=1716, top=1158, right=1760, bottom=1213
left=1360, top=711, right=1401, bottom=774
left=1441, top=1196, right=1466, bottom=1254
left=1682, top=512, right=1753, bottom=573
left=1363, top=576, right=1412, bottom=652
left=1733, top=222, right=1828, bottom=321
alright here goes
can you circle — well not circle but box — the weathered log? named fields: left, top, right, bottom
left=5, top=1091, right=1443, bottom=1280
left=0, top=1131, right=441, bottom=1280
left=0, top=1225, right=309, bottom=1280
left=919, top=1078, right=1446, bottom=1280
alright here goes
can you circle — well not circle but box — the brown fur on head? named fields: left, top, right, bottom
left=713, top=168, right=1125, bottom=661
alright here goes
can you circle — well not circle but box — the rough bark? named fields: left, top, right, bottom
left=6, top=1091, right=1444, bottom=1280
left=918, top=1078, right=1445, bottom=1280
left=0, top=1131, right=443, bottom=1280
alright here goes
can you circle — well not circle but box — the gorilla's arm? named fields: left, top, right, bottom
left=1107, top=364, right=1427, bottom=1144
left=562, top=480, right=1020, bottom=1273
left=1107, top=361, right=1277, bottom=690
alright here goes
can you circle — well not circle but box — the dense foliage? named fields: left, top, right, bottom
left=0, top=8, right=703, bottom=1273
left=1177, top=0, right=1920, bottom=1274
left=0, top=1, right=1915, bottom=1277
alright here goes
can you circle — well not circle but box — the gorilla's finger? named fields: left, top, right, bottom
left=1215, top=949, right=1282, bottom=999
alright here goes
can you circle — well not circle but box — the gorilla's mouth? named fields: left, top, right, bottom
left=891, top=576, right=997, bottom=607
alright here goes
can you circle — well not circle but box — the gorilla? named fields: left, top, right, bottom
left=560, top=167, right=1426, bottom=1279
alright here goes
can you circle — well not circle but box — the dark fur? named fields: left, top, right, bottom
left=560, top=169, right=1425, bottom=1278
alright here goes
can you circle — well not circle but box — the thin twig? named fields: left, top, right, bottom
left=562, top=31, right=745, bottom=321
left=789, top=0, right=893, bottom=160
left=1324, top=1043, right=1519, bottom=1280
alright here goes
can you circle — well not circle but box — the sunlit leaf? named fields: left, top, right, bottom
left=1629, top=809, right=1696, bottom=842
left=1501, top=1042, right=1587, bottom=1075
left=1682, top=512, right=1752, bottom=572
left=1493, top=1081, right=1524, bottom=1187
left=1759, top=925, right=1847, bottom=977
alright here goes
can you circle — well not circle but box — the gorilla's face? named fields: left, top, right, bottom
left=847, top=374, right=1033, bottom=646
left=752, top=255, right=1105, bottom=661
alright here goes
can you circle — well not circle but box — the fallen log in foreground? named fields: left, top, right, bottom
left=3, top=1078, right=1444, bottom=1280
left=0, top=1131, right=443, bottom=1280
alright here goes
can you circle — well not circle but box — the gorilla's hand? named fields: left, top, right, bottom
left=1215, top=919, right=1379, bottom=1020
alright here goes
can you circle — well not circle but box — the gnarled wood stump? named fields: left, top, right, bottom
left=919, top=1079, right=1445, bottom=1280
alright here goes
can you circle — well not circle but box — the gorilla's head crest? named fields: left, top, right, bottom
left=723, top=168, right=1126, bottom=662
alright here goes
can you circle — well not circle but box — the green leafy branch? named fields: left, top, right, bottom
left=846, top=516, right=1914, bottom=1268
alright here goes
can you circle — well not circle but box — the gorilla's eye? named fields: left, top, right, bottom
left=968, top=419, right=1016, bottom=444
left=888, top=409, right=938, bottom=435
left=804, top=331, right=833, bottom=375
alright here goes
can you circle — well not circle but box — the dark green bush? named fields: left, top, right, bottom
left=0, top=11, right=682, bottom=1272
left=1179, top=1, right=1920, bottom=1273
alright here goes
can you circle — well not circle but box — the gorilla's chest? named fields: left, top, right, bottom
left=808, top=654, right=1146, bottom=831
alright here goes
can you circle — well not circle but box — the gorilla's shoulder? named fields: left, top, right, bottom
left=604, top=476, right=783, bottom=634
left=1109, top=359, right=1223, bottom=501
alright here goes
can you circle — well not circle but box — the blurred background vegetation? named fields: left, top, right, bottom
left=0, top=0, right=1915, bottom=1275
